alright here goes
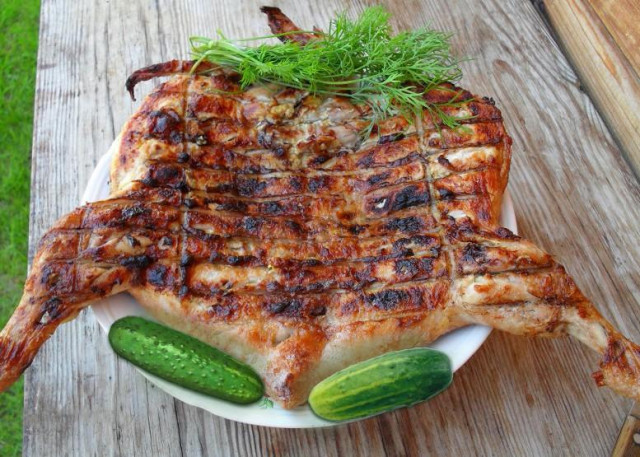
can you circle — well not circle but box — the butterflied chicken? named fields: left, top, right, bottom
left=1, top=8, right=639, bottom=409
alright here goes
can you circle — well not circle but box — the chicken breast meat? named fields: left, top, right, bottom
left=1, top=8, right=639, bottom=409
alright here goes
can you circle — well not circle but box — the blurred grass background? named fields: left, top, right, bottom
left=0, top=0, right=40, bottom=455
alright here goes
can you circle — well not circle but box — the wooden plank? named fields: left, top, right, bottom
left=611, top=402, right=640, bottom=457
left=542, top=0, right=640, bottom=176
left=589, top=0, right=640, bottom=74
left=22, top=0, right=640, bottom=455
left=24, top=1, right=184, bottom=455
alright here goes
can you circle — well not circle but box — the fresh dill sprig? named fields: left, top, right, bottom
left=190, top=7, right=466, bottom=128
left=258, top=397, right=274, bottom=409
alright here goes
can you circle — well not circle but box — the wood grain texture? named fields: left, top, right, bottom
left=542, top=0, right=640, bottom=177
left=23, top=0, right=640, bottom=455
left=588, top=0, right=640, bottom=75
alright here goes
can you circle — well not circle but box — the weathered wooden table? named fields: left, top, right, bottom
left=24, top=0, right=640, bottom=455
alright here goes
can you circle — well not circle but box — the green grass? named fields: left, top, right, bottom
left=0, top=0, right=40, bottom=455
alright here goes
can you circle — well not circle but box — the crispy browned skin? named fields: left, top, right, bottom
left=260, top=6, right=321, bottom=45
left=1, top=10, right=640, bottom=408
left=126, top=59, right=216, bottom=101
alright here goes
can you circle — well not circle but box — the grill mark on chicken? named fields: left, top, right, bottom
left=140, top=165, right=501, bottom=209
left=132, top=112, right=503, bottom=174
left=37, top=212, right=556, bottom=302
left=39, top=223, right=540, bottom=306
left=139, top=148, right=502, bottom=189
left=2, top=5, right=640, bottom=410
left=40, top=229, right=547, bottom=285
left=67, top=194, right=444, bottom=238
left=177, top=278, right=455, bottom=321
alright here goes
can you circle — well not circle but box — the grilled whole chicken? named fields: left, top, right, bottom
left=1, top=8, right=639, bottom=409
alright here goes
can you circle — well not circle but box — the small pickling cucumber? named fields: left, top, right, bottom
left=309, top=348, right=452, bottom=421
left=108, top=316, right=263, bottom=404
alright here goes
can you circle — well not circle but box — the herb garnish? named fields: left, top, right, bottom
left=190, top=6, right=466, bottom=129
left=259, top=396, right=274, bottom=409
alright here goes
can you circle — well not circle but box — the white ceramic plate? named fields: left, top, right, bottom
left=82, top=149, right=518, bottom=428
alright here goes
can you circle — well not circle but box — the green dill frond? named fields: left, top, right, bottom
left=190, top=6, right=466, bottom=128
left=258, top=397, right=274, bottom=409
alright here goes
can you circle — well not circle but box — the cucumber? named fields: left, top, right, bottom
left=309, top=348, right=452, bottom=421
left=108, top=316, right=263, bottom=404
